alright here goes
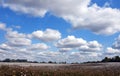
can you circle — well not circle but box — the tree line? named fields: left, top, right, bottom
left=101, top=56, right=120, bottom=62
left=0, top=58, right=67, bottom=64
left=1, top=56, right=120, bottom=63
left=0, top=59, right=28, bottom=62
left=83, top=56, right=120, bottom=63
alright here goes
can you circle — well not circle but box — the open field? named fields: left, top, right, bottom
left=0, top=62, right=120, bottom=76
left=0, top=62, right=70, bottom=67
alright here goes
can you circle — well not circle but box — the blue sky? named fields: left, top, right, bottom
left=0, top=0, right=120, bottom=62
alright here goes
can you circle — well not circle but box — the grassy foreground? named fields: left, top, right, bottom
left=0, top=64, right=120, bottom=76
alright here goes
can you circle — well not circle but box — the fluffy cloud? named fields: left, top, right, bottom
left=37, top=51, right=61, bottom=62
left=0, top=43, right=12, bottom=50
left=28, top=43, right=49, bottom=51
left=71, top=52, right=102, bottom=57
left=56, top=35, right=103, bottom=61
left=56, top=36, right=87, bottom=48
left=68, top=52, right=102, bottom=62
left=2, top=0, right=47, bottom=17
left=7, top=38, right=31, bottom=47
left=112, top=35, right=120, bottom=49
left=79, top=41, right=102, bottom=52
left=4, top=29, right=50, bottom=51
left=0, top=23, right=6, bottom=30
left=0, top=25, right=51, bottom=60
left=38, top=51, right=60, bottom=57
left=0, top=23, right=104, bottom=62
left=106, top=35, right=120, bottom=55
left=6, top=30, right=31, bottom=47
left=2, top=0, right=120, bottom=35
left=106, top=47, right=120, bottom=54
left=59, top=48, right=72, bottom=52
left=31, top=29, right=61, bottom=42
left=56, top=35, right=102, bottom=52
left=0, top=29, right=32, bottom=56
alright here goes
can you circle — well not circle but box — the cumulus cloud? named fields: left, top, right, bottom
left=0, top=23, right=6, bottom=30
left=112, top=35, right=120, bottom=49
left=0, top=29, right=32, bottom=56
left=0, top=25, right=51, bottom=60
left=6, top=30, right=31, bottom=47
left=56, top=36, right=87, bottom=48
left=56, top=35, right=102, bottom=53
left=28, top=43, right=49, bottom=51
left=2, top=0, right=120, bottom=35
left=0, top=23, right=104, bottom=62
left=31, top=29, right=61, bottom=42
left=37, top=51, right=61, bottom=62
left=106, top=47, right=120, bottom=54
left=59, top=48, right=72, bottom=52
left=56, top=36, right=103, bottom=61
left=38, top=51, right=60, bottom=57
left=106, top=35, right=120, bottom=55
left=79, top=41, right=102, bottom=52
left=68, top=52, right=102, bottom=62
left=4, top=29, right=50, bottom=51
left=0, top=43, right=12, bottom=50
left=2, top=0, right=47, bottom=17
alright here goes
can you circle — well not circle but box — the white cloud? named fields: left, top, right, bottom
left=112, top=35, right=120, bottom=49
left=0, top=43, right=12, bottom=50
left=0, top=23, right=12, bottom=31
left=38, top=51, right=60, bottom=57
left=2, top=0, right=47, bottom=17
left=106, top=47, right=120, bottom=54
left=6, top=30, right=31, bottom=47
left=32, top=29, right=61, bottom=42
left=68, top=52, right=102, bottom=62
left=6, top=30, right=26, bottom=38
left=7, top=38, right=31, bottom=47
left=56, top=35, right=103, bottom=62
left=0, top=23, right=6, bottom=30
left=79, top=41, right=102, bottom=52
left=2, top=0, right=120, bottom=35
left=56, top=35, right=102, bottom=52
left=0, top=25, right=54, bottom=61
left=88, top=52, right=102, bottom=57
left=28, top=43, right=49, bottom=51
left=0, top=22, right=104, bottom=62
left=105, top=35, right=120, bottom=55
left=37, top=51, right=61, bottom=62
left=59, top=48, right=72, bottom=52
left=56, top=36, right=87, bottom=48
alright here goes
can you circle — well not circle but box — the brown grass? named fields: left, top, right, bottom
left=0, top=64, right=120, bottom=76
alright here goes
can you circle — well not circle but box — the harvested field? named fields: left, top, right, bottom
left=0, top=62, right=120, bottom=76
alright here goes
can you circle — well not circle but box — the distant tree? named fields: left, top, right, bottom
left=41, top=61, right=46, bottom=63
left=32, top=61, right=38, bottom=63
left=2, top=59, right=28, bottom=62
left=16, top=59, right=27, bottom=62
left=48, top=61, right=53, bottom=63
left=102, top=57, right=111, bottom=62
left=114, top=56, right=120, bottom=62
left=3, top=58, right=11, bottom=62
left=102, top=56, right=120, bottom=62
left=71, top=62, right=79, bottom=64
left=59, top=61, right=67, bottom=64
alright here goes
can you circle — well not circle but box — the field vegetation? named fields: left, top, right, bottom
left=0, top=56, right=120, bottom=76
left=0, top=63, right=120, bottom=76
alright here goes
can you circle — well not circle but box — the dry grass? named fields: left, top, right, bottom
left=0, top=63, right=120, bottom=76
